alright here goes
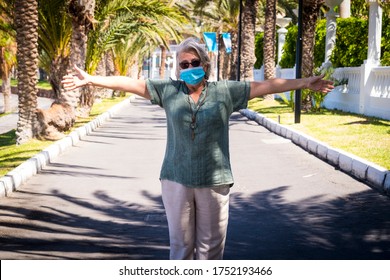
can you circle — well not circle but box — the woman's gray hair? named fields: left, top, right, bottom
left=175, top=37, right=211, bottom=80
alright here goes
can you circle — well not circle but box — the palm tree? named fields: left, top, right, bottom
left=301, top=0, right=324, bottom=111
left=14, top=0, right=39, bottom=144
left=38, top=0, right=72, bottom=99
left=67, top=0, right=186, bottom=116
left=240, top=0, right=259, bottom=81
left=263, top=0, right=277, bottom=80
left=240, top=0, right=297, bottom=80
left=67, top=0, right=95, bottom=117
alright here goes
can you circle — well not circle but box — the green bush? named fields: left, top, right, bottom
left=381, top=15, right=390, bottom=66
left=278, top=24, right=297, bottom=69
left=330, top=18, right=368, bottom=67
left=276, top=16, right=390, bottom=68
left=254, top=32, right=264, bottom=69
left=278, top=20, right=326, bottom=69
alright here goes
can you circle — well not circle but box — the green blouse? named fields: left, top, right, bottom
left=146, top=79, right=250, bottom=188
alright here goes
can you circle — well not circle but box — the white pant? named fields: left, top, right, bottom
left=161, top=180, right=230, bottom=260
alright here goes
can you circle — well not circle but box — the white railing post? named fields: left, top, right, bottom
left=324, top=0, right=342, bottom=65
left=276, top=17, right=291, bottom=66
left=360, top=62, right=375, bottom=114
left=366, top=0, right=382, bottom=64
left=360, top=1, right=383, bottom=115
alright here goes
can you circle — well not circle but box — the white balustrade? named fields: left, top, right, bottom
left=372, top=67, right=390, bottom=98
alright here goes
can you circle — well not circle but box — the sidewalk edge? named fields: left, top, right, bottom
left=0, top=96, right=134, bottom=198
left=240, top=108, right=390, bottom=196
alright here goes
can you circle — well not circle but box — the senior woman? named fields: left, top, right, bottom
left=62, top=37, right=334, bottom=260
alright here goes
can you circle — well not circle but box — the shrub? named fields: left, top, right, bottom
left=254, top=32, right=264, bottom=69
left=330, top=18, right=368, bottom=67
left=277, top=17, right=390, bottom=68
left=278, top=19, right=326, bottom=69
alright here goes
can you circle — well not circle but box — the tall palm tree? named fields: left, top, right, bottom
left=14, top=0, right=39, bottom=144
left=241, top=0, right=297, bottom=80
left=240, top=0, right=259, bottom=81
left=67, top=0, right=95, bottom=117
left=301, top=0, right=324, bottom=111
left=263, top=0, right=277, bottom=80
left=261, top=0, right=277, bottom=100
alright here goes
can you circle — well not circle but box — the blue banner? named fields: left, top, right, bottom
left=222, top=33, right=232, bottom=53
left=203, top=32, right=218, bottom=52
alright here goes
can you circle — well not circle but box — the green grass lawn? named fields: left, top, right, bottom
left=0, top=95, right=129, bottom=177
left=248, top=98, right=390, bottom=170
left=1, top=78, right=52, bottom=90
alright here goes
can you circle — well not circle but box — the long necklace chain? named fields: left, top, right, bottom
left=187, top=84, right=208, bottom=141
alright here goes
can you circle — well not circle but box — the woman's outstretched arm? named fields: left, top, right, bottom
left=249, top=75, right=334, bottom=100
left=61, top=65, right=151, bottom=100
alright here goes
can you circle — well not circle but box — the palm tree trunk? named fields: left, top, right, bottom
left=263, top=0, right=277, bottom=80
left=301, top=2, right=323, bottom=111
left=50, top=56, right=70, bottom=100
left=263, top=0, right=277, bottom=100
left=68, top=0, right=95, bottom=117
left=240, top=0, right=259, bottom=81
left=229, top=30, right=239, bottom=80
left=14, top=0, right=39, bottom=144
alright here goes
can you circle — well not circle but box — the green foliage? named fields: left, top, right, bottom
left=278, top=20, right=326, bottom=69
left=254, top=32, right=264, bottom=69
left=278, top=90, right=295, bottom=110
left=331, top=16, right=390, bottom=67
left=277, top=16, right=390, bottom=68
left=38, top=0, right=71, bottom=73
left=381, top=15, right=390, bottom=66
left=86, top=0, right=186, bottom=74
left=314, top=19, right=326, bottom=68
left=330, top=18, right=368, bottom=67
left=278, top=24, right=296, bottom=68
left=350, top=0, right=369, bottom=17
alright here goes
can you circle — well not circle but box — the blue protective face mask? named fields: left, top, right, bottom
left=179, top=66, right=206, bottom=85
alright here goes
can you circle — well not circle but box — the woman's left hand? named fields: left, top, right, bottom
left=306, top=75, right=335, bottom=93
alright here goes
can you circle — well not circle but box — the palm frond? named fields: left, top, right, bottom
left=85, top=0, right=187, bottom=73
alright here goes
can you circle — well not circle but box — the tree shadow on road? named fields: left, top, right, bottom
left=0, top=188, right=169, bottom=260
left=1, top=185, right=389, bottom=260
left=225, top=186, right=390, bottom=260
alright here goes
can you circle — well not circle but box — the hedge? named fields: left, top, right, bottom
left=275, top=16, right=390, bottom=69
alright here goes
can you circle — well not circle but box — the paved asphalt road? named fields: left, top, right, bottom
left=0, top=97, right=389, bottom=260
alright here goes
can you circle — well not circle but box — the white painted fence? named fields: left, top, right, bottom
left=254, top=63, right=390, bottom=121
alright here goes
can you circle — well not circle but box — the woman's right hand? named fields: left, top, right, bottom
left=61, top=65, right=91, bottom=91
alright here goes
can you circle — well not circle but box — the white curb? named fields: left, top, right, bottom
left=0, top=96, right=133, bottom=198
left=240, top=108, right=389, bottom=196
